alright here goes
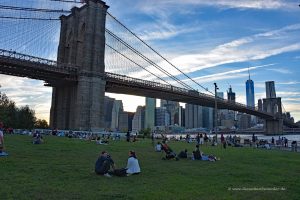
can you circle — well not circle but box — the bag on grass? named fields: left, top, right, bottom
left=113, top=168, right=127, bottom=177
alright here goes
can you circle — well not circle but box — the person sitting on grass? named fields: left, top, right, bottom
left=178, top=149, right=188, bottom=158
left=126, top=150, right=141, bottom=176
left=0, top=128, right=8, bottom=156
left=155, top=142, right=162, bottom=152
left=161, top=141, right=178, bottom=160
left=33, top=133, right=43, bottom=144
left=95, top=151, right=116, bottom=178
left=192, top=145, right=202, bottom=160
left=109, top=150, right=141, bottom=177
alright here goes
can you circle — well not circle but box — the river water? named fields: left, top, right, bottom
left=166, top=133, right=300, bottom=142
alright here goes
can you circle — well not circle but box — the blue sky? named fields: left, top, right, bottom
left=0, top=0, right=300, bottom=122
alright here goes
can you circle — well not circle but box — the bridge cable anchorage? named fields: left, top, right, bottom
left=105, top=29, right=195, bottom=91
left=0, top=5, right=71, bottom=13
left=105, top=44, right=173, bottom=86
left=0, top=16, right=60, bottom=21
left=107, top=12, right=214, bottom=95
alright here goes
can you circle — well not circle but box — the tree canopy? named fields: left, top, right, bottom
left=0, top=87, right=48, bottom=129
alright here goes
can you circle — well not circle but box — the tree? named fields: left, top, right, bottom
left=0, top=90, right=17, bottom=127
left=35, top=119, right=49, bottom=129
left=16, top=106, right=36, bottom=129
left=0, top=86, right=38, bottom=129
left=139, top=128, right=151, bottom=138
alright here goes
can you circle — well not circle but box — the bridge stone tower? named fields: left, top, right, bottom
left=50, top=0, right=108, bottom=131
left=263, top=97, right=283, bottom=135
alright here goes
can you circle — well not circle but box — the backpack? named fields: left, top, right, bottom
left=113, top=168, right=127, bottom=177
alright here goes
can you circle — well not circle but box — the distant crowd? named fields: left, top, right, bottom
left=1, top=120, right=299, bottom=178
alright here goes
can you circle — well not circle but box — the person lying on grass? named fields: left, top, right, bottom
left=192, top=145, right=219, bottom=161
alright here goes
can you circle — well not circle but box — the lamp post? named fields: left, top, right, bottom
left=214, top=82, right=219, bottom=145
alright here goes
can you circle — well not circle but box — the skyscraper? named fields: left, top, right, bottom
left=111, top=100, right=123, bottom=130
left=160, top=100, right=179, bottom=125
left=177, top=106, right=185, bottom=127
left=185, top=103, right=203, bottom=129
left=103, top=96, right=115, bottom=129
left=227, top=86, right=236, bottom=102
left=132, top=106, right=145, bottom=132
left=119, top=112, right=134, bottom=132
left=202, top=107, right=214, bottom=129
left=155, top=107, right=170, bottom=126
left=265, top=81, right=276, bottom=99
left=217, top=92, right=224, bottom=99
left=246, top=69, right=255, bottom=108
left=145, top=97, right=156, bottom=130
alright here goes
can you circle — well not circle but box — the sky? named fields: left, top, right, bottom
left=0, top=0, right=300, bottom=122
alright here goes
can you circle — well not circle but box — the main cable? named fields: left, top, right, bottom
left=0, top=16, right=60, bottom=21
left=107, top=12, right=214, bottom=95
left=0, top=5, right=71, bottom=13
left=106, top=29, right=195, bottom=91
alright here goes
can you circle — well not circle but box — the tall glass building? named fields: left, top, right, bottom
left=145, top=97, right=156, bottom=129
left=246, top=75, right=255, bottom=108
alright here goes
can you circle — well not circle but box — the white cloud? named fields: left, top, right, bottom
left=134, top=0, right=297, bottom=19
left=266, top=68, right=292, bottom=74
left=139, top=22, right=200, bottom=41
left=126, top=23, right=300, bottom=81
left=0, top=75, right=52, bottom=121
left=182, top=63, right=275, bottom=83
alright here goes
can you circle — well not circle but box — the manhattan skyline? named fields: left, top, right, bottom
left=0, top=0, right=300, bottom=122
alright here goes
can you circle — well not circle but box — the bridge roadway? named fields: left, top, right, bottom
left=0, top=49, right=296, bottom=125
left=0, top=49, right=77, bottom=85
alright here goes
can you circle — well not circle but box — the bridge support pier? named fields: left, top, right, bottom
left=265, top=119, right=283, bottom=135
left=50, top=0, right=108, bottom=131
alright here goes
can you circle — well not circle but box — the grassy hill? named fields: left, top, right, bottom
left=0, top=135, right=299, bottom=200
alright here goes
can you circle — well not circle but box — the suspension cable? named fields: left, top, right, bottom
left=49, top=0, right=84, bottom=3
left=0, top=5, right=71, bottom=13
left=0, top=16, right=60, bottom=21
left=107, top=12, right=214, bottom=95
left=106, top=29, right=195, bottom=91
left=105, top=44, right=172, bottom=86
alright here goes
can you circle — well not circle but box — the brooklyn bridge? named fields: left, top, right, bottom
left=0, top=0, right=297, bottom=133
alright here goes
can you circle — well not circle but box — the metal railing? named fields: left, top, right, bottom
left=0, top=49, right=77, bottom=73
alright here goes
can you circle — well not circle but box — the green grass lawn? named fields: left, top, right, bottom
left=0, top=135, right=299, bottom=200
